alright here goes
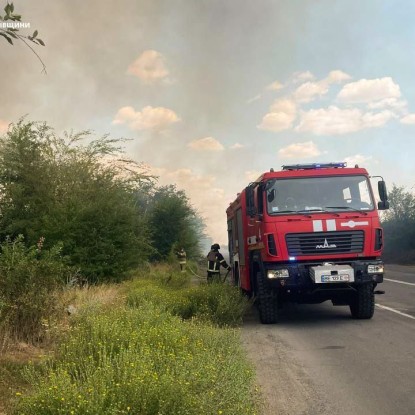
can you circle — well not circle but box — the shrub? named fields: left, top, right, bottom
left=126, top=269, right=249, bottom=327
left=0, top=120, right=154, bottom=283
left=0, top=235, right=71, bottom=343
left=182, top=282, right=250, bottom=327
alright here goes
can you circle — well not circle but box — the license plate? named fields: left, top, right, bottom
left=321, top=274, right=350, bottom=282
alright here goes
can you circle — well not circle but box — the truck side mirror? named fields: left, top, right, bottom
left=377, top=180, right=389, bottom=210
left=377, top=200, right=390, bottom=210
left=245, top=184, right=257, bottom=217
left=378, top=180, right=388, bottom=201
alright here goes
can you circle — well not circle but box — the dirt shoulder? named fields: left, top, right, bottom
left=241, top=308, right=334, bottom=415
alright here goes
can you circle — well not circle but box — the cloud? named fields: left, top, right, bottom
left=247, top=81, right=283, bottom=104
left=296, top=106, right=395, bottom=135
left=247, top=94, right=262, bottom=104
left=113, top=105, right=180, bottom=131
left=293, top=81, right=330, bottom=103
left=344, top=154, right=374, bottom=167
left=258, top=72, right=400, bottom=135
left=368, top=97, right=407, bottom=111
left=293, top=70, right=352, bottom=103
left=337, top=77, right=401, bottom=104
left=0, top=119, right=9, bottom=134
left=127, top=50, right=170, bottom=84
left=230, top=143, right=245, bottom=149
left=258, top=70, right=353, bottom=129
left=258, top=98, right=297, bottom=132
left=278, top=141, right=322, bottom=159
left=251, top=70, right=350, bottom=107
left=400, top=113, right=415, bottom=124
left=361, top=110, right=396, bottom=128
left=292, top=71, right=315, bottom=83
left=326, top=70, right=352, bottom=83
left=266, top=81, right=283, bottom=91
left=188, top=136, right=224, bottom=151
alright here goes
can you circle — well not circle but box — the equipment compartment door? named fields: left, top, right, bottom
left=236, top=208, right=245, bottom=266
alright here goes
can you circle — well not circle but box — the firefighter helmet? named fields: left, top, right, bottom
left=211, top=243, right=220, bottom=250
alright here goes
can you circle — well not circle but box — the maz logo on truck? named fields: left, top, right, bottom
left=316, top=238, right=337, bottom=249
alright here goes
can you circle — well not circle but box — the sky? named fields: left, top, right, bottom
left=1, top=0, right=415, bottom=247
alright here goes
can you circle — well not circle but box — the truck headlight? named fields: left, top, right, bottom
left=267, top=269, right=289, bottom=279
left=367, top=264, right=384, bottom=274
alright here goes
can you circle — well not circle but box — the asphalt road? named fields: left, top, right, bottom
left=242, top=264, right=415, bottom=415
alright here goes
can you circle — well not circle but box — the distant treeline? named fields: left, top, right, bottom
left=0, top=119, right=205, bottom=283
left=382, top=184, right=415, bottom=263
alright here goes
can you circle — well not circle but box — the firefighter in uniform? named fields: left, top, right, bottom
left=207, top=243, right=231, bottom=283
left=176, top=247, right=187, bottom=272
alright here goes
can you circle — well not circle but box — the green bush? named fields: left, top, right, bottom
left=126, top=270, right=249, bottom=327
left=15, top=304, right=258, bottom=415
left=0, top=235, right=70, bottom=342
left=0, top=120, right=154, bottom=283
left=182, top=282, right=249, bottom=327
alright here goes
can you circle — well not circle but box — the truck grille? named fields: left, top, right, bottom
left=285, top=231, right=364, bottom=256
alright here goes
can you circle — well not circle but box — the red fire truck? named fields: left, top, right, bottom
left=226, top=162, right=389, bottom=324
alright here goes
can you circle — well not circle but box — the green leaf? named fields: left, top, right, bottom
left=32, top=30, right=38, bottom=38
left=37, top=38, right=45, bottom=46
left=5, top=30, right=17, bottom=38
left=4, top=3, right=10, bottom=15
left=10, top=2, right=14, bottom=13
left=0, top=32, right=13, bottom=45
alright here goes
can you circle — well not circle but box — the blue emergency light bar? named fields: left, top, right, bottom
left=282, top=162, right=347, bottom=171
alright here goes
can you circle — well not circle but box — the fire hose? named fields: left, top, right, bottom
left=187, top=264, right=232, bottom=284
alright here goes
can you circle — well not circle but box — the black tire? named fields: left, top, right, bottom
left=349, top=283, right=375, bottom=319
left=256, top=272, right=278, bottom=324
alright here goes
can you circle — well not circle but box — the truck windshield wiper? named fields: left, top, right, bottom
left=271, top=210, right=311, bottom=217
left=325, top=206, right=368, bottom=215
left=296, top=208, right=340, bottom=217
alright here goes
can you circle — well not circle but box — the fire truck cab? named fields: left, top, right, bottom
left=226, top=162, right=389, bottom=324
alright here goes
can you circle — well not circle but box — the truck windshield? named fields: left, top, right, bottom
left=266, top=175, right=374, bottom=215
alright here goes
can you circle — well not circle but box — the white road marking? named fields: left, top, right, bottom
left=375, top=304, right=415, bottom=320
left=384, top=278, right=415, bottom=287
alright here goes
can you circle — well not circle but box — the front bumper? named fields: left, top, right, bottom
left=264, top=259, right=384, bottom=288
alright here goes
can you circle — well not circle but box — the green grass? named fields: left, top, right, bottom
left=126, top=267, right=249, bottom=327
left=0, top=360, right=30, bottom=414
left=12, top=267, right=259, bottom=414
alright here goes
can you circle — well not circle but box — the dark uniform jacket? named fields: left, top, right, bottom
left=207, top=250, right=230, bottom=273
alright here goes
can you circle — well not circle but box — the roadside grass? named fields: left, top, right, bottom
left=0, top=350, right=36, bottom=415
left=126, top=275, right=249, bottom=327
left=0, top=283, right=125, bottom=414
left=9, top=265, right=259, bottom=414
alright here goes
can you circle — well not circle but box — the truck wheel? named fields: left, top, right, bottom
left=349, top=283, right=375, bottom=319
left=257, top=272, right=278, bottom=324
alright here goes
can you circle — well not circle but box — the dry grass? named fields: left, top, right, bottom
left=0, top=282, right=125, bottom=414
left=0, top=343, right=49, bottom=414
left=58, top=283, right=124, bottom=314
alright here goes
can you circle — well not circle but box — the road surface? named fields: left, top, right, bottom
left=242, top=264, right=415, bottom=415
